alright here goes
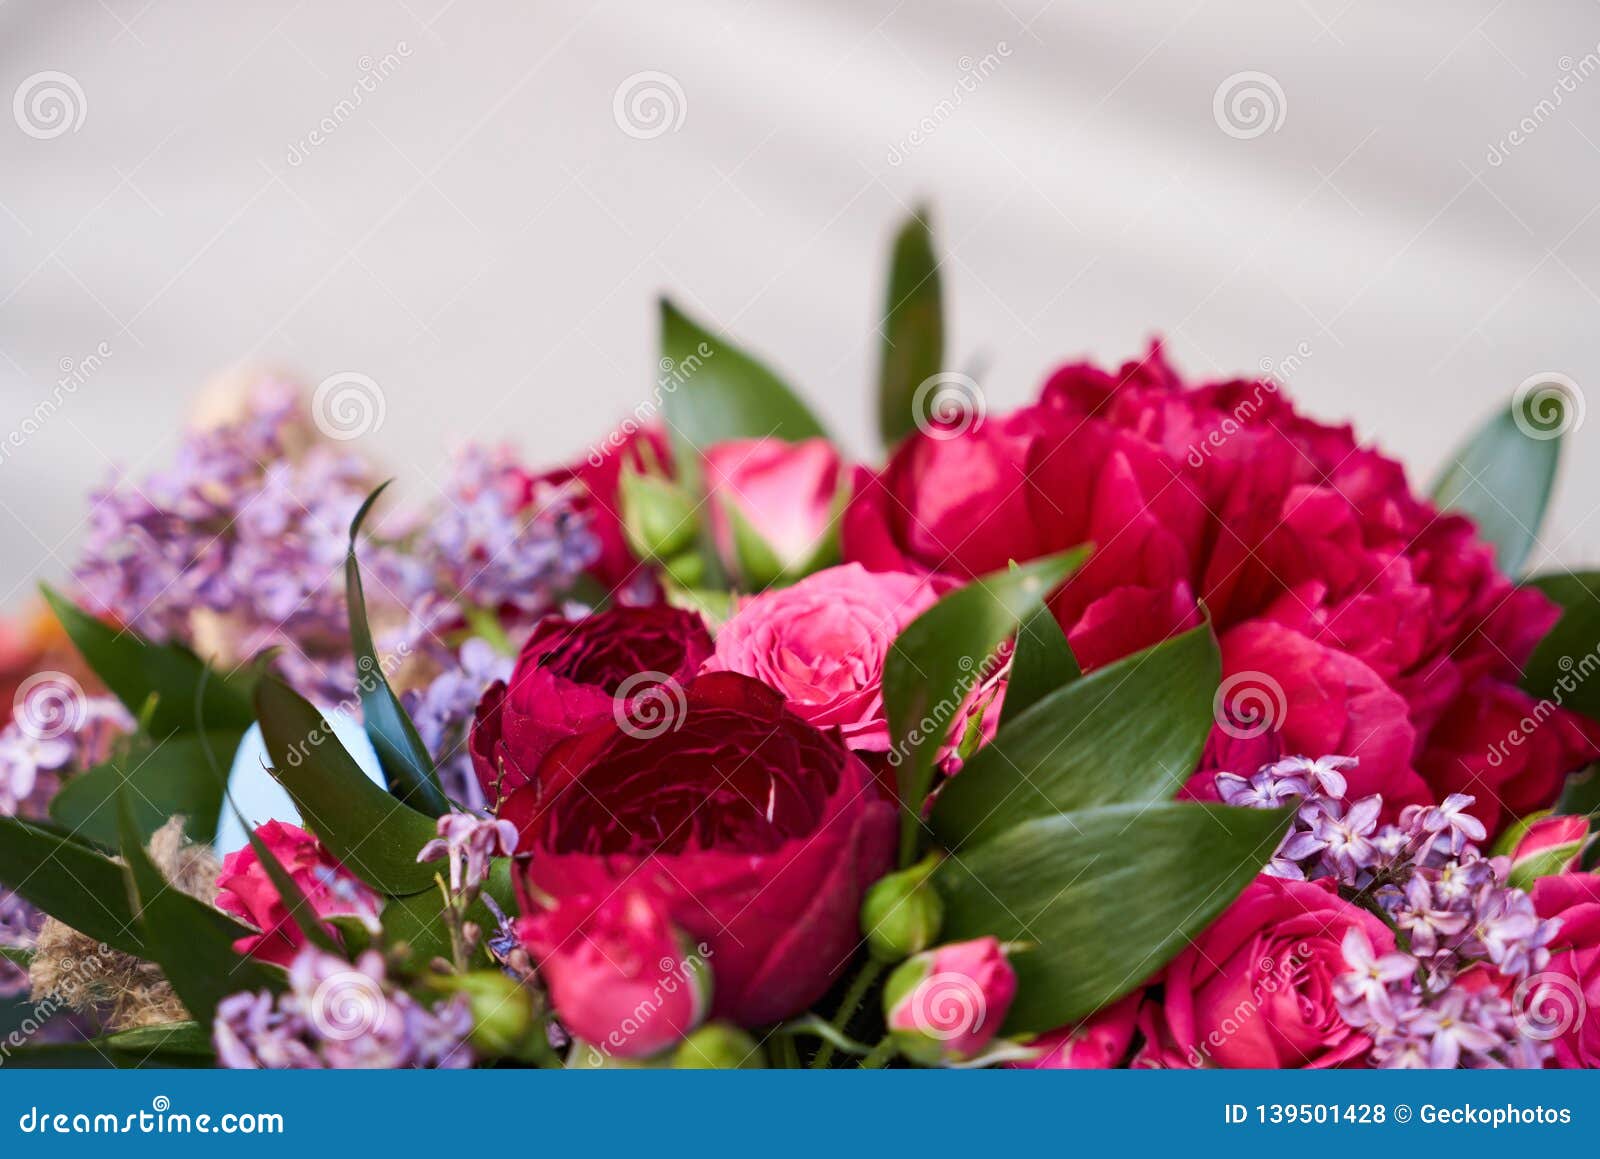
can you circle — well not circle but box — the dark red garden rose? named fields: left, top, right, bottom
left=501, top=671, right=896, bottom=1028
left=842, top=343, right=1597, bottom=833
left=469, top=604, right=712, bottom=803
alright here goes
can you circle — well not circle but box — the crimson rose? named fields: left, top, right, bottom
left=470, top=605, right=712, bottom=803
left=501, top=671, right=895, bottom=1027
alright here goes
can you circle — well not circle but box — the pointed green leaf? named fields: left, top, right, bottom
left=937, top=802, right=1293, bottom=1031
left=933, top=625, right=1220, bottom=850
left=346, top=484, right=450, bottom=816
left=115, top=792, right=277, bottom=1024
left=253, top=675, right=440, bottom=895
left=883, top=545, right=1090, bottom=864
left=0, top=816, right=144, bottom=954
left=999, top=602, right=1080, bottom=729
left=878, top=208, right=945, bottom=447
left=1430, top=387, right=1568, bottom=574
left=40, top=586, right=254, bottom=737
left=659, top=298, right=828, bottom=480
left=48, top=730, right=241, bottom=848
left=1522, top=571, right=1600, bottom=723
left=1, top=1020, right=214, bottom=1068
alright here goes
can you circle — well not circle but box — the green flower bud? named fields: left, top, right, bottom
left=860, top=853, right=944, bottom=962
left=671, top=1022, right=766, bottom=1069
left=619, top=464, right=699, bottom=561
left=433, top=971, right=544, bottom=1062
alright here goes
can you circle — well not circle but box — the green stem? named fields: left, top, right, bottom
left=464, top=605, right=514, bottom=656
left=811, top=958, right=885, bottom=1069
left=858, top=1036, right=897, bottom=1069
left=772, top=1032, right=800, bottom=1069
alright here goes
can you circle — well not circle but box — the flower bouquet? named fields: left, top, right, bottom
left=2, top=211, right=1598, bottom=1070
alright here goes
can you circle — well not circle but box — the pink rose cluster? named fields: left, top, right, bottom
left=842, top=345, right=1597, bottom=833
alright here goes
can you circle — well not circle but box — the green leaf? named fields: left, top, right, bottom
left=346, top=484, right=450, bottom=816
left=999, top=602, right=1080, bottom=729
left=658, top=298, right=828, bottom=481
left=115, top=792, right=278, bottom=1024
left=40, top=586, right=254, bottom=737
left=883, top=546, right=1090, bottom=864
left=937, top=802, right=1293, bottom=1031
left=2, top=1021, right=214, bottom=1068
left=0, top=815, right=144, bottom=954
left=48, top=731, right=241, bottom=848
left=1522, top=571, right=1600, bottom=722
left=933, top=625, right=1220, bottom=850
left=1430, top=390, right=1568, bottom=574
left=877, top=208, right=945, bottom=447
left=254, top=675, right=440, bottom=896
left=1559, top=764, right=1600, bottom=817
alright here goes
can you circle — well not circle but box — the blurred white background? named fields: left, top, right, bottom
left=2, top=0, right=1598, bottom=603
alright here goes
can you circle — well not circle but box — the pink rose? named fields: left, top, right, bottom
left=502, top=672, right=895, bottom=1027
left=885, top=936, right=1017, bottom=1064
left=1530, top=873, right=1600, bottom=1067
left=703, top=563, right=942, bottom=752
left=1136, top=875, right=1392, bottom=1068
left=470, top=605, right=713, bottom=803
left=518, top=889, right=710, bottom=1059
left=704, top=437, right=844, bottom=583
left=214, top=820, right=382, bottom=967
left=1509, top=814, right=1592, bottom=883
left=1008, top=991, right=1143, bottom=1069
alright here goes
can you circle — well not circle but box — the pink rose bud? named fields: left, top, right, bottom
left=518, top=889, right=711, bottom=1060
left=884, top=936, right=1017, bottom=1065
left=1502, top=812, right=1592, bottom=889
left=704, top=437, right=845, bottom=586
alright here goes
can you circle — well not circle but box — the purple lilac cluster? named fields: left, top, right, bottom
left=0, top=696, right=131, bottom=818
left=214, top=946, right=473, bottom=1069
left=401, top=640, right=512, bottom=810
left=74, top=384, right=597, bottom=706
left=1217, top=756, right=1557, bottom=1069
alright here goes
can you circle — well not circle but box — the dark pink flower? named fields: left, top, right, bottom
left=1530, top=873, right=1600, bottom=1067
left=885, top=936, right=1018, bottom=1064
left=1008, top=991, right=1143, bottom=1069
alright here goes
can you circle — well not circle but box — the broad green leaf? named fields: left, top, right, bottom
left=0, top=816, right=144, bottom=954
left=48, top=730, right=241, bottom=848
left=658, top=298, right=828, bottom=482
left=933, top=626, right=1220, bottom=850
left=346, top=484, right=450, bottom=816
left=1522, top=571, right=1600, bottom=722
left=2, top=1021, right=213, bottom=1068
left=254, top=675, right=440, bottom=896
left=1559, top=764, right=1600, bottom=817
left=1430, top=390, right=1568, bottom=574
left=115, top=793, right=277, bottom=1024
left=937, top=802, right=1292, bottom=1031
left=40, top=586, right=254, bottom=737
left=883, top=546, right=1090, bottom=864
left=999, top=602, right=1080, bottom=729
left=877, top=207, right=945, bottom=447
